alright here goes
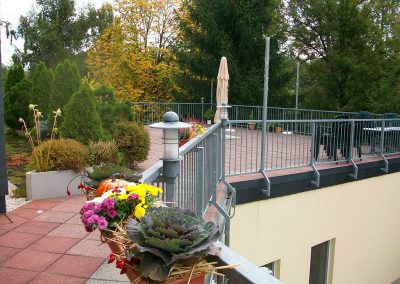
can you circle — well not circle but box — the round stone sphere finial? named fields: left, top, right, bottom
left=163, top=111, right=179, bottom=123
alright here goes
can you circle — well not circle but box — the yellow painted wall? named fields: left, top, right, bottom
left=230, top=172, right=400, bottom=284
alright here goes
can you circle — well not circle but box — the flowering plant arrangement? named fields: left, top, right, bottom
left=192, top=123, right=205, bottom=135
left=81, top=183, right=162, bottom=232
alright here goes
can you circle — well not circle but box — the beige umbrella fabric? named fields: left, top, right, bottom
left=214, top=57, right=229, bottom=123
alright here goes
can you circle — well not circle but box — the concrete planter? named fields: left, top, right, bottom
left=26, top=170, right=81, bottom=200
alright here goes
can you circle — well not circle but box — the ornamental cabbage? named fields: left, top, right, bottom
left=126, top=207, right=220, bottom=281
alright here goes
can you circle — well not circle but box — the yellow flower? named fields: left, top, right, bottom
left=118, top=193, right=129, bottom=200
left=131, top=186, right=146, bottom=198
left=125, top=183, right=137, bottom=193
left=143, top=184, right=163, bottom=196
left=134, top=204, right=146, bottom=218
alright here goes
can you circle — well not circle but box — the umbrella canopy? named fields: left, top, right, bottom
left=214, top=57, right=229, bottom=123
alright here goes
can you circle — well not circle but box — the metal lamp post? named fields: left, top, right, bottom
left=149, top=112, right=191, bottom=204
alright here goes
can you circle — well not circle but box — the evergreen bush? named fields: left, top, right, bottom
left=4, top=79, right=32, bottom=129
left=94, top=85, right=134, bottom=131
left=60, top=83, right=105, bottom=144
left=88, top=140, right=119, bottom=165
left=31, top=138, right=89, bottom=172
left=48, top=59, right=80, bottom=125
left=111, top=121, right=150, bottom=167
left=31, top=63, right=53, bottom=117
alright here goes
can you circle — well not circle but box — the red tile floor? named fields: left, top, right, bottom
left=0, top=195, right=111, bottom=283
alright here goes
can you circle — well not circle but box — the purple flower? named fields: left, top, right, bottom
left=97, top=216, right=108, bottom=230
left=127, top=193, right=139, bottom=200
left=112, top=188, right=121, bottom=193
left=88, top=214, right=99, bottom=225
left=83, top=210, right=95, bottom=219
left=94, top=203, right=102, bottom=213
left=108, top=210, right=117, bottom=219
left=102, top=198, right=115, bottom=210
left=83, top=202, right=95, bottom=211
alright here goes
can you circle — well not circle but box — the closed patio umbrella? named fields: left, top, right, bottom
left=214, top=57, right=229, bottom=123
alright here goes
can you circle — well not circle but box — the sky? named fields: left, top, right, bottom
left=0, top=0, right=108, bottom=65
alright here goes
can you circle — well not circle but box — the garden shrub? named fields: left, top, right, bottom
left=48, top=59, right=81, bottom=126
left=31, top=63, right=53, bottom=118
left=111, top=121, right=150, bottom=167
left=86, top=164, right=141, bottom=182
left=88, top=140, right=119, bottom=165
left=31, top=138, right=89, bottom=172
left=4, top=78, right=32, bottom=129
left=60, top=83, right=105, bottom=144
left=94, top=85, right=134, bottom=131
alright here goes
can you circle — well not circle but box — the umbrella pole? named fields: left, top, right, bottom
left=260, top=36, right=271, bottom=196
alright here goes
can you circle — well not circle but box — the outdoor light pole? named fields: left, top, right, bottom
left=149, top=112, right=190, bottom=204
left=0, top=24, right=8, bottom=213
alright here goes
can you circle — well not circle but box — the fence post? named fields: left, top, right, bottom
left=201, top=97, right=204, bottom=122
left=196, top=147, right=205, bottom=217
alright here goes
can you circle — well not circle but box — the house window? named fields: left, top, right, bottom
left=309, top=240, right=332, bottom=284
left=262, top=260, right=280, bottom=279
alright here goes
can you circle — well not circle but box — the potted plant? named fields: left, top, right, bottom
left=267, top=122, right=275, bottom=133
left=275, top=123, right=282, bottom=134
left=248, top=112, right=256, bottom=130
left=110, top=207, right=221, bottom=283
left=178, top=128, right=195, bottom=147
left=80, top=183, right=162, bottom=252
left=204, top=108, right=214, bottom=125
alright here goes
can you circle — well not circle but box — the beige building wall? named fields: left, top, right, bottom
left=230, top=172, right=400, bottom=284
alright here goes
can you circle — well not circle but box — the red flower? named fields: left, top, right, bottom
left=108, top=253, right=116, bottom=264
left=116, top=260, right=126, bottom=270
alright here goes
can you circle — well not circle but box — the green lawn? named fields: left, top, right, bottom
left=5, top=129, right=31, bottom=198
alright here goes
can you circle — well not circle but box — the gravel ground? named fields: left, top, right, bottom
left=5, top=181, right=30, bottom=212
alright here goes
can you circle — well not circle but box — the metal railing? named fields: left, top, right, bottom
left=141, top=122, right=223, bottom=217
left=131, top=101, right=382, bottom=124
left=224, top=118, right=400, bottom=176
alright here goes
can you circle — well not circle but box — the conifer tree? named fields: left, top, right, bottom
left=31, top=63, right=53, bottom=117
left=4, top=79, right=32, bottom=129
left=60, top=83, right=104, bottom=144
left=48, top=60, right=81, bottom=125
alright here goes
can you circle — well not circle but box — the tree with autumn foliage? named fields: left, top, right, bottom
left=86, top=0, right=180, bottom=102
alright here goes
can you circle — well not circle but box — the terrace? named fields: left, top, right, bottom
left=1, top=102, right=399, bottom=283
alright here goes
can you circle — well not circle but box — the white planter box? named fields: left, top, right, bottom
left=26, top=170, right=81, bottom=200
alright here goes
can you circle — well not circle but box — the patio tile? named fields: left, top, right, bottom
left=45, top=255, right=104, bottom=278
left=0, top=247, right=21, bottom=263
left=9, top=208, right=45, bottom=220
left=27, top=235, right=81, bottom=254
left=65, top=195, right=86, bottom=204
left=22, top=200, right=61, bottom=210
left=0, top=229, right=8, bottom=236
left=50, top=202, right=84, bottom=213
left=66, top=213, right=83, bottom=225
left=13, top=221, right=60, bottom=235
left=48, top=223, right=88, bottom=239
left=85, top=229, right=101, bottom=240
left=0, top=231, right=43, bottom=248
left=1, top=249, right=62, bottom=272
left=34, top=211, right=75, bottom=223
left=67, top=239, right=110, bottom=258
left=88, top=259, right=130, bottom=282
left=30, top=272, right=87, bottom=284
left=0, top=213, right=29, bottom=227
left=86, top=280, right=129, bottom=284
left=0, top=267, right=39, bottom=283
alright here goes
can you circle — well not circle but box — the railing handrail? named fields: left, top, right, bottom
left=230, top=118, right=400, bottom=123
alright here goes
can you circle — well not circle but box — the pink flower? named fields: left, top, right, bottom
left=108, top=210, right=117, bottom=219
left=84, top=225, right=93, bottom=232
left=112, top=188, right=121, bottom=193
left=94, top=203, right=102, bottom=213
left=83, top=210, right=95, bottom=219
left=88, top=214, right=99, bottom=224
left=102, top=198, right=115, bottom=210
left=127, top=193, right=139, bottom=200
left=83, top=202, right=95, bottom=211
left=97, top=216, right=108, bottom=230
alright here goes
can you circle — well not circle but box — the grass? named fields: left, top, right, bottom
left=5, top=128, right=32, bottom=198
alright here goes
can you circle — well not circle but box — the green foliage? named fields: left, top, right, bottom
left=48, top=59, right=81, bottom=126
left=203, top=108, right=214, bottom=121
left=17, top=0, right=114, bottom=68
left=94, top=85, right=134, bottom=131
left=111, top=121, right=150, bottom=167
left=60, top=83, right=105, bottom=144
left=31, top=138, right=89, bottom=172
left=176, top=0, right=291, bottom=106
left=86, top=163, right=141, bottom=182
left=88, top=140, right=119, bottom=165
left=126, top=207, right=220, bottom=282
left=31, top=63, right=53, bottom=117
left=4, top=61, right=24, bottom=93
left=4, top=79, right=32, bottom=129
